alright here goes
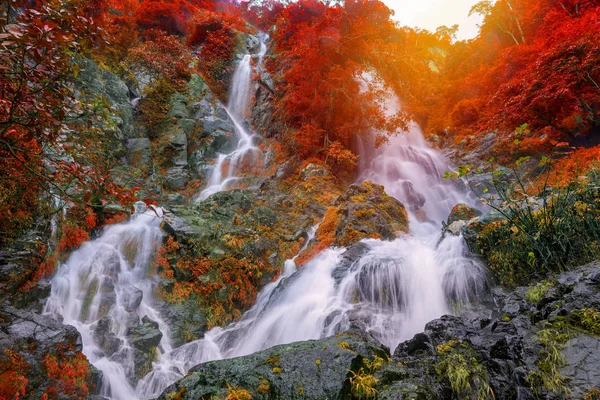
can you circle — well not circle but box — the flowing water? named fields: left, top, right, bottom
left=44, top=203, right=170, bottom=400
left=45, top=43, right=486, bottom=399
left=198, top=35, right=268, bottom=200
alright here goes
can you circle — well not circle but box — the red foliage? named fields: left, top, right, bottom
left=186, top=9, right=245, bottom=95
left=58, top=223, right=90, bottom=254
left=269, top=0, right=405, bottom=171
left=0, top=349, right=28, bottom=400
left=44, top=350, right=91, bottom=398
left=418, top=0, right=600, bottom=152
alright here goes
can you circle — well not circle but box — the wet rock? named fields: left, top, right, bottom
left=163, top=167, right=190, bottom=191
left=93, top=318, right=123, bottom=357
left=156, top=330, right=388, bottom=400
left=448, top=203, right=482, bottom=225
left=331, top=181, right=409, bottom=246
left=128, top=316, right=162, bottom=352
left=128, top=316, right=163, bottom=379
left=332, top=242, right=371, bottom=285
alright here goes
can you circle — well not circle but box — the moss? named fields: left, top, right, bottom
left=525, top=280, right=554, bottom=303
left=80, top=277, right=99, bottom=321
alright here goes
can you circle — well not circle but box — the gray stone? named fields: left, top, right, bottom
left=126, top=138, right=152, bottom=170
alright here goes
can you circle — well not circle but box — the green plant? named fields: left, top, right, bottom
left=526, top=327, right=570, bottom=396
left=572, top=308, right=600, bottom=335
left=456, top=152, right=600, bottom=286
left=337, top=341, right=352, bottom=350
left=435, top=343, right=494, bottom=399
left=525, top=280, right=554, bottom=303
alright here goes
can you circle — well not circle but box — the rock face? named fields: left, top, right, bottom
left=157, top=330, right=389, bottom=400
left=382, top=261, right=600, bottom=399
left=443, top=203, right=483, bottom=237
left=0, top=303, right=100, bottom=399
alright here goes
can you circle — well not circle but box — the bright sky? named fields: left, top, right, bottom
left=382, top=0, right=483, bottom=40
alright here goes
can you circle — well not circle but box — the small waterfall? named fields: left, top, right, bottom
left=199, top=35, right=268, bottom=200
left=44, top=202, right=171, bottom=400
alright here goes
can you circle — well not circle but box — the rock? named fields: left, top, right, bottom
left=447, top=203, right=483, bottom=225
left=75, top=57, right=134, bottom=139
left=126, top=138, right=153, bottom=171
left=331, top=181, right=409, bottom=247
left=156, top=331, right=389, bottom=400
left=0, top=303, right=97, bottom=398
left=127, top=316, right=163, bottom=379
left=561, top=335, right=600, bottom=398
left=166, top=128, right=188, bottom=167
left=164, top=167, right=190, bottom=191
left=274, top=157, right=300, bottom=180
left=301, top=163, right=329, bottom=181
left=128, top=316, right=162, bottom=352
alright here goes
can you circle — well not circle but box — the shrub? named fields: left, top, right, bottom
left=465, top=160, right=600, bottom=286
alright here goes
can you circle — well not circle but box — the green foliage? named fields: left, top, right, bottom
left=525, top=280, right=554, bottom=303
left=467, top=161, right=600, bottom=286
left=435, top=342, right=494, bottom=399
left=526, top=327, right=570, bottom=397
left=572, top=308, right=600, bottom=335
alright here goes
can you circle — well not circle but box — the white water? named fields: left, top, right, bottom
left=198, top=35, right=268, bottom=200
left=45, top=47, right=485, bottom=399
left=44, top=202, right=171, bottom=400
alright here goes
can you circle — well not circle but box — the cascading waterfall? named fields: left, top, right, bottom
left=198, top=34, right=268, bottom=200
left=45, top=49, right=485, bottom=399
left=136, top=123, right=486, bottom=398
left=44, top=202, right=170, bottom=400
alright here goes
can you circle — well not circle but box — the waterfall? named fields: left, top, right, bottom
left=44, top=202, right=171, bottom=400
left=198, top=35, right=268, bottom=200
left=45, top=45, right=485, bottom=400
left=136, top=124, right=485, bottom=398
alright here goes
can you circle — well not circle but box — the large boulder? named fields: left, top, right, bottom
left=443, top=203, right=483, bottom=236
left=128, top=316, right=163, bottom=379
left=318, top=181, right=409, bottom=248
left=0, top=303, right=100, bottom=399
left=157, top=331, right=389, bottom=400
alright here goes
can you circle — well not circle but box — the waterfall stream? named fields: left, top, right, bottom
left=198, top=34, right=268, bottom=200
left=45, top=39, right=485, bottom=400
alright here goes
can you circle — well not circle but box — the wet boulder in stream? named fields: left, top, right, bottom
left=156, top=330, right=389, bottom=400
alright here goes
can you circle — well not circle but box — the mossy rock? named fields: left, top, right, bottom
left=156, top=331, right=389, bottom=400
left=331, top=181, right=409, bottom=247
